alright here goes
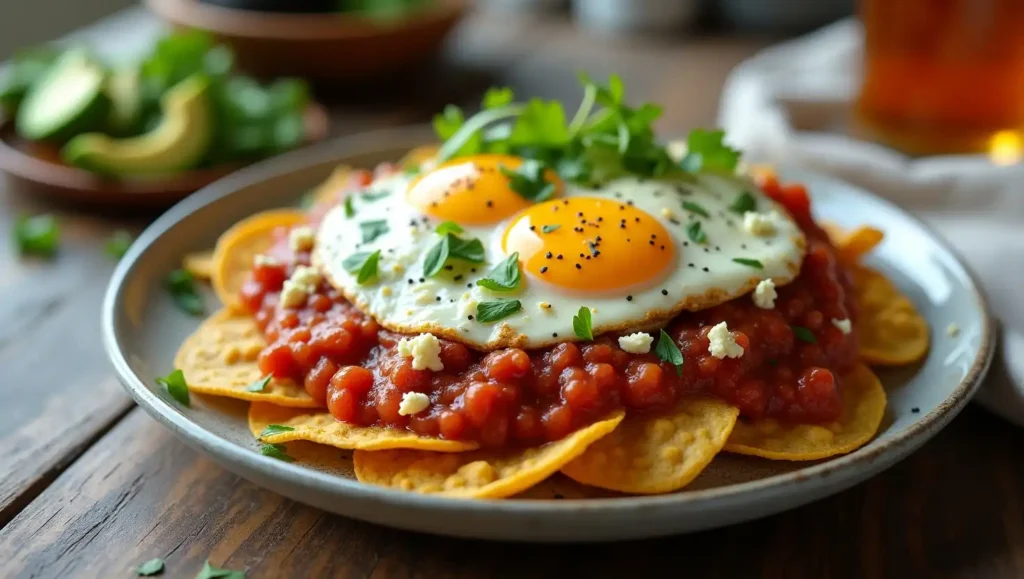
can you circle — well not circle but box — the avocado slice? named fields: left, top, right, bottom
left=62, top=74, right=213, bottom=176
left=15, top=49, right=109, bottom=142
left=105, top=67, right=143, bottom=136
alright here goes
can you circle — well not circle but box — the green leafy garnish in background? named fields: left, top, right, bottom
left=157, top=369, right=190, bottom=407
left=13, top=214, right=60, bottom=258
left=0, top=47, right=60, bottom=114
left=104, top=229, right=134, bottom=259
left=678, top=129, right=742, bottom=173
left=165, top=268, right=204, bottom=316
left=135, top=557, right=165, bottom=576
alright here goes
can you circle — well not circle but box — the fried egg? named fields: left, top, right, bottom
left=313, top=154, right=805, bottom=350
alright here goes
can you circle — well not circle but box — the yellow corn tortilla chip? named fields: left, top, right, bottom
left=560, top=398, right=738, bottom=494
left=353, top=411, right=625, bottom=498
left=310, top=165, right=353, bottom=207
left=175, top=309, right=319, bottom=407
left=724, top=363, right=886, bottom=461
left=211, top=209, right=307, bottom=310
left=852, top=264, right=930, bottom=365
left=822, top=222, right=885, bottom=263
left=248, top=402, right=478, bottom=452
left=182, top=250, right=215, bottom=280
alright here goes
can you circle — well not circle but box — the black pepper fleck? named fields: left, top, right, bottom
left=702, top=266, right=710, bottom=272
left=661, top=289, right=668, bottom=295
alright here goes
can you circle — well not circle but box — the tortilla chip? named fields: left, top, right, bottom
left=211, top=209, right=307, bottom=310
left=310, top=165, right=354, bottom=207
left=822, top=222, right=885, bottom=263
left=248, top=402, right=478, bottom=452
left=174, top=309, right=319, bottom=407
left=852, top=265, right=930, bottom=365
left=352, top=411, right=625, bottom=498
left=182, top=250, right=215, bottom=280
left=560, top=398, right=738, bottom=494
left=724, top=363, right=886, bottom=461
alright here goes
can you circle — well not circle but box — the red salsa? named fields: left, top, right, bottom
left=239, top=172, right=859, bottom=448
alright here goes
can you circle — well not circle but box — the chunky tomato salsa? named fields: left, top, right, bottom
left=238, top=172, right=858, bottom=448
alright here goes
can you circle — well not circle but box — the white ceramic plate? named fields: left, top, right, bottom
left=102, top=127, right=995, bottom=542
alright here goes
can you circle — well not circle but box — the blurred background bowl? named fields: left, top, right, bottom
left=145, top=0, right=469, bottom=83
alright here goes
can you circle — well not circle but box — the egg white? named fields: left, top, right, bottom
left=313, top=169, right=805, bottom=350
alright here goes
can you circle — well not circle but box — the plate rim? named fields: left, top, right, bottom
left=102, top=125, right=997, bottom=516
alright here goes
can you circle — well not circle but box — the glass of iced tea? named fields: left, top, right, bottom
left=855, top=0, right=1024, bottom=156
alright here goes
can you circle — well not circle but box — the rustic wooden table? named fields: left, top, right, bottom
left=1, top=8, right=1022, bottom=579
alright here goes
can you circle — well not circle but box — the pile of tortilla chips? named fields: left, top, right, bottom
left=172, top=153, right=931, bottom=499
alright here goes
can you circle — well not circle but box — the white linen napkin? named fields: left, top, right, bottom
left=716, top=19, right=1024, bottom=426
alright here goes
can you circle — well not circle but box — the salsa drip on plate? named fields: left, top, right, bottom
left=238, top=171, right=858, bottom=448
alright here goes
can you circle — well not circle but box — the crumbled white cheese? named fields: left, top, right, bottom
left=289, top=226, right=316, bottom=251
left=279, top=280, right=307, bottom=308
left=752, top=279, right=777, bottom=309
left=831, top=318, right=852, bottom=335
left=743, top=211, right=779, bottom=236
left=253, top=254, right=279, bottom=267
left=947, top=323, right=960, bottom=337
left=397, top=333, right=444, bottom=371
left=618, top=332, right=654, bottom=354
left=708, top=322, right=744, bottom=359
left=290, top=265, right=322, bottom=289
left=398, top=392, right=430, bottom=416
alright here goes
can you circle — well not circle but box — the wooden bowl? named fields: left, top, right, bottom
left=145, top=0, right=469, bottom=82
left=0, top=102, right=330, bottom=208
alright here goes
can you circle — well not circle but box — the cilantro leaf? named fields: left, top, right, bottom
left=361, top=190, right=390, bottom=201
left=732, top=258, right=763, bottom=269
left=792, top=326, right=817, bottom=343
left=499, top=160, right=556, bottom=202
left=728, top=191, right=757, bottom=214
left=105, top=229, right=134, bottom=260
left=343, top=196, right=355, bottom=218
left=541, top=224, right=561, bottom=234
left=245, top=375, right=272, bottom=392
left=157, top=369, right=190, bottom=407
left=14, top=214, right=59, bottom=257
left=686, top=221, right=707, bottom=244
left=359, top=219, right=389, bottom=243
left=195, top=559, right=247, bottom=579
left=679, top=129, right=741, bottom=173
left=508, top=98, right=570, bottom=149
left=476, top=299, right=522, bottom=323
left=572, top=306, right=593, bottom=340
left=423, top=233, right=485, bottom=277
left=165, top=269, right=205, bottom=316
left=476, top=252, right=521, bottom=291
left=654, top=329, right=684, bottom=376
left=435, top=221, right=464, bottom=236
left=259, top=424, right=295, bottom=438
left=482, top=86, right=514, bottom=109
left=437, top=104, right=523, bottom=161
left=342, top=250, right=380, bottom=284
left=260, top=443, right=293, bottom=462
left=136, top=558, right=165, bottom=576
left=682, top=201, right=710, bottom=218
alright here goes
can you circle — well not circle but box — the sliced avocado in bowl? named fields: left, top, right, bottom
left=62, top=74, right=213, bottom=177
left=15, top=49, right=109, bottom=142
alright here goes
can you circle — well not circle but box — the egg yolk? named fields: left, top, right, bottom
left=502, top=197, right=677, bottom=293
left=407, top=154, right=563, bottom=225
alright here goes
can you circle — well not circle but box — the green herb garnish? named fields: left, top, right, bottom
left=728, top=191, right=757, bottom=214
left=483, top=86, right=514, bottom=109
left=195, top=559, right=247, bottom=579
left=361, top=190, right=390, bottom=201
left=435, top=221, right=464, bottom=236
left=678, top=129, right=742, bottom=174
left=245, top=375, right=272, bottom=392
left=157, top=369, right=190, bottom=407
left=476, top=299, right=522, bottom=323
left=499, top=160, right=557, bottom=202
left=259, top=424, right=295, bottom=439
left=572, top=306, right=593, bottom=340
left=732, top=258, right=763, bottom=269
left=686, top=221, right=707, bottom=244
left=343, top=195, right=355, bottom=218
left=165, top=269, right=204, bottom=316
left=105, top=229, right=134, bottom=260
left=342, top=250, right=380, bottom=284
left=541, top=224, right=561, bottom=234
left=14, top=214, right=59, bottom=257
left=359, top=219, right=389, bottom=243
left=260, top=443, right=293, bottom=462
left=476, top=252, right=521, bottom=291
left=423, top=234, right=485, bottom=277
left=135, top=558, right=165, bottom=576
left=792, top=326, right=817, bottom=343
left=682, top=201, right=710, bottom=218
left=654, top=329, right=684, bottom=377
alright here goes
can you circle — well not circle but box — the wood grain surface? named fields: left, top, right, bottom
left=0, top=7, right=1021, bottom=579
